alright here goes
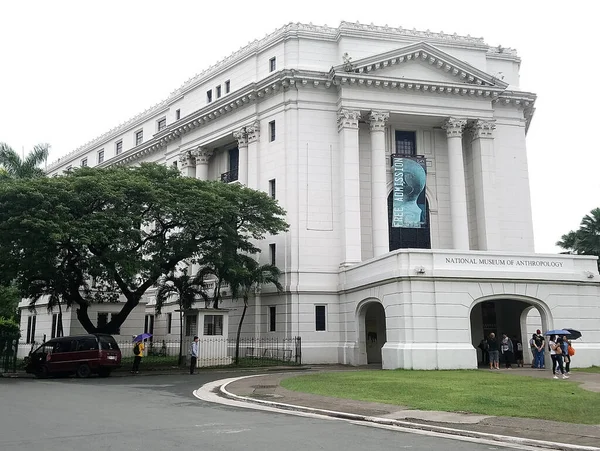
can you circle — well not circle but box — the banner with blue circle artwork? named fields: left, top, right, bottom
left=391, top=156, right=427, bottom=228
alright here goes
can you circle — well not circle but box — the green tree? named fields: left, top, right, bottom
left=0, top=284, right=20, bottom=321
left=557, top=208, right=600, bottom=270
left=228, top=255, right=283, bottom=364
left=0, top=143, right=50, bottom=179
left=0, top=163, right=288, bottom=334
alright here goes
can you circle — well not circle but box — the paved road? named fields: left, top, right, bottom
left=0, top=373, right=518, bottom=451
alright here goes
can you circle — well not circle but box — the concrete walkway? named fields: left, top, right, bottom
left=224, top=368, right=600, bottom=449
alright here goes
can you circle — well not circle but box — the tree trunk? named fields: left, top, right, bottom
left=178, top=299, right=184, bottom=366
left=76, top=295, right=141, bottom=334
left=57, top=301, right=64, bottom=337
left=234, top=297, right=248, bottom=365
left=75, top=304, right=97, bottom=333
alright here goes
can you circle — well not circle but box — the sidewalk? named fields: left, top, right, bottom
left=224, top=368, right=600, bottom=449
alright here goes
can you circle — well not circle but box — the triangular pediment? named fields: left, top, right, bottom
left=333, top=42, right=508, bottom=89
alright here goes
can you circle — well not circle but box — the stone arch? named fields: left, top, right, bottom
left=355, top=298, right=387, bottom=365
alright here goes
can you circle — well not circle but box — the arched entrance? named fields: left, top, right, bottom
left=470, top=296, right=550, bottom=367
left=357, top=302, right=387, bottom=364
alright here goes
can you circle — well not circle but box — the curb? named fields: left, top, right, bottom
left=219, top=375, right=600, bottom=451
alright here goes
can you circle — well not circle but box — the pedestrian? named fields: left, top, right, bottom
left=487, top=333, right=499, bottom=370
left=561, top=335, right=571, bottom=375
left=513, top=335, right=523, bottom=367
left=478, top=338, right=489, bottom=366
left=536, top=330, right=546, bottom=369
left=500, top=333, right=514, bottom=369
left=566, top=339, right=575, bottom=374
left=549, top=334, right=568, bottom=379
left=131, top=336, right=144, bottom=374
left=189, top=336, right=199, bottom=375
left=531, top=333, right=544, bottom=369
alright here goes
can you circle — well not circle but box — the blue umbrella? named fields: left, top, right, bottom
left=544, top=329, right=570, bottom=336
left=133, top=333, right=152, bottom=342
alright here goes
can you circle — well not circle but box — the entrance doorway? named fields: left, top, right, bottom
left=364, top=303, right=387, bottom=364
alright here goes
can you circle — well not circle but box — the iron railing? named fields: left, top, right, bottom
left=0, top=333, right=19, bottom=373
left=220, top=168, right=238, bottom=183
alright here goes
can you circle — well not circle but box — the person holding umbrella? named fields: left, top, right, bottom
left=131, top=333, right=151, bottom=374
left=547, top=333, right=568, bottom=379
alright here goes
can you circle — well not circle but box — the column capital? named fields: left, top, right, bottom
left=368, top=111, right=390, bottom=132
left=246, top=121, right=260, bottom=143
left=470, top=119, right=496, bottom=140
left=337, top=108, right=361, bottom=131
left=178, top=151, right=194, bottom=169
left=190, top=147, right=213, bottom=165
left=442, top=117, right=468, bottom=138
left=233, top=128, right=248, bottom=147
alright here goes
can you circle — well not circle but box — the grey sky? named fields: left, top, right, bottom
left=1, top=0, right=596, bottom=253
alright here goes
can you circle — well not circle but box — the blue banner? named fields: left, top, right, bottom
left=391, top=156, right=427, bottom=228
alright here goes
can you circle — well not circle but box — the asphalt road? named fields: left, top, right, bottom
left=0, top=372, right=516, bottom=451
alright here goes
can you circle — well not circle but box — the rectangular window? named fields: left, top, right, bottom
left=175, top=109, right=181, bottom=120
left=26, top=316, right=32, bottom=344
left=269, top=179, right=276, bottom=199
left=172, top=161, right=178, bottom=168
left=315, top=305, right=326, bottom=331
left=269, top=243, right=276, bottom=266
left=269, top=120, right=276, bottom=142
left=51, top=313, right=61, bottom=339
left=97, top=149, right=104, bottom=164
left=98, top=312, right=109, bottom=329
left=144, top=314, right=154, bottom=335
left=395, top=130, right=417, bottom=156
left=225, top=80, right=230, bottom=93
left=167, top=313, right=172, bottom=334
left=115, top=141, right=123, bottom=155
left=157, top=117, right=167, bottom=131
left=81, top=158, right=88, bottom=167
left=269, top=57, right=276, bottom=72
left=203, top=315, right=223, bottom=336
left=185, top=315, right=197, bottom=337
left=28, top=316, right=36, bottom=344
left=206, top=90, right=212, bottom=103
left=135, top=130, right=143, bottom=146
left=269, top=306, right=276, bottom=332
left=216, top=85, right=221, bottom=98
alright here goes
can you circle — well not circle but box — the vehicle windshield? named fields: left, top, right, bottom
left=99, top=336, right=120, bottom=351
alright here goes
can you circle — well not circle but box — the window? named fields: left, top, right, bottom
left=51, top=313, right=62, bottom=339
left=157, top=117, right=167, bottom=131
left=206, top=90, right=212, bottom=103
left=110, top=313, right=121, bottom=335
left=395, top=130, right=416, bottom=156
left=26, top=316, right=37, bottom=344
left=98, top=313, right=109, bottom=329
left=269, top=243, right=276, bottom=266
left=269, top=179, right=276, bottom=199
left=81, top=158, right=88, bottom=167
left=77, top=338, right=98, bottom=351
left=225, top=80, right=230, bottom=93
left=269, top=120, right=276, bottom=142
left=116, top=140, right=123, bottom=155
left=269, top=306, right=276, bottom=332
left=175, top=109, right=181, bottom=120
left=97, top=149, right=104, bottom=164
left=269, top=57, right=276, bottom=72
left=144, top=314, right=154, bottom=335
left=167, top=313, right=172, bottom=334
left=315, top=305, right=326, bottom=331
left=172, top=161, right=178, bottom=169
left=135, top=130, right=143, bottom=146
left=185, top=315, right=197, bottom=337
left=203, top=315, right=223, bottom=336
left=216, top=85, right=221, bottom=98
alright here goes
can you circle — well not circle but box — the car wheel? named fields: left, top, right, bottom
left=76, top=364, right=91, bottom=378
left=98, top=369, right=111, bottom=378
left=35, top=365, right=48, bottom=379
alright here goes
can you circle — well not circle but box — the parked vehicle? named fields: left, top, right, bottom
left=25, top=334, right=121, bottom=378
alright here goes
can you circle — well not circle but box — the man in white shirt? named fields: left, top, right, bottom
left=189, top=336, right=199, bottom=375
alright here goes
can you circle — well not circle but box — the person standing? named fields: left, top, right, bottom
left=500, top=334, right=514, bottom=369
left=131, top=337, right=145, bottom=374
left=561, top=335, right=571, bottom=375
left=487, top=333, right=499, bottom=370
left=536, top=330, right=546, bottom=369
left=549, top=335, right=568, bottom=379
left=189, top=336, right=199, bottom=375
left=529, top=333, right=537, bottom=367
left=513, top=336, right=524, bottom=367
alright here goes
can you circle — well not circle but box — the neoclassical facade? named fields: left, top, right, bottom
left=20, top=22, right=600, bottom=368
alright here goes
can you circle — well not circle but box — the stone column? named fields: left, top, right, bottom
left=442, top=117, right=469, bottom=250
left=178, top=151, right=195, bottom=178
left=246, top=121, right=260, bottom=190
left=190, top=147, right=213, bottom=181
left=233, top=128, right=248, bottom=185
left=369, top=111, right=390, bottom=258
left=337, top=108, right=362, bottom=266
left=470, top=120, right=500, bottom=250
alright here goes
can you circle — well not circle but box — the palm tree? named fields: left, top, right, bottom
left=228, top=255, right=283, bottom=364
left=0, top=142, right=50, bottom=179
left=155, top=269, right=208, bottom=365
left=557, top=208, right=600, bottom=270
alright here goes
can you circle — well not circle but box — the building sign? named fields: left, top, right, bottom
left=391, top=155, right=427, bottom=228
left=443, top=257, right=565, bottom=268
left=433, top=254, right=573, bottom=271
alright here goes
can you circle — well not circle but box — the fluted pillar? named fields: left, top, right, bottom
left=337, top=108, right=362, bottom=266
left=369, top=111, right=390, bottom=257
left=246, top=121, right=260, bottom=190
left=178, top=151, right=195, bottom=178
left=233, top=128, right=248, bottom=185
left=442, top=117, right=469, bottom=249
left=191, top=147, right=213, bottom=181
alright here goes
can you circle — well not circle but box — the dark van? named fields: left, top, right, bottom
left=25, top=334, right=121, bottom=378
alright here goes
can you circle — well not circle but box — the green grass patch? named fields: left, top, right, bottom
left=578, top=366, right=600, bottom=374
left=280, top=370, right=600, bottom=424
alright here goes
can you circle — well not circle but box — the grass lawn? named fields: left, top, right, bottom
left=280, top=370, right=600, bottom=424
left=578, top=366, right=600, bottom=374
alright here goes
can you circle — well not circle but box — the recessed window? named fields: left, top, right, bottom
left=216, top=85, right=222, bottom=98
left=207, top=90, right=212, bottom=103
left=157, top=117, right=167, bottom=132
left=315, top=305, right=326, bottom=331
left=225, top=80, right=230, bottom=93
left=81, top=158, right=88, bottom=167
left=115, top=141, right=123, bottom=155
left=172, top=161, right=178, bottom=168
left=26, top=316, right=36, bottom=344
left=51, top=313, right=62, bottom=338
left=135, top=130, right=143, bottom=146
left=269, top=306, right=276, bottom=332
left=269, top=179, right=276, bottom=199
left=269, top=243, right=276, bottom=266
left=176, top=109, right=181, bottom=120
left=97, top=149, right=104, bottom=164
left=269, top=57, right=276, bottom=72
left=167, top=313, right=172, bottom=334
left=395, top=130, right=417, bottom=156
left=269, top=120, right=276, bottom=142
left=185, top=315, right=197, bottom=337
left=144, top=314, right=154, bottom=335
left=97, top=312, right=108, bottom=329
left=204, top=315, right=223, bottom=336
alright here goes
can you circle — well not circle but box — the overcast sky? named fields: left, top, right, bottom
left=1, top=1, right=596, bottom=253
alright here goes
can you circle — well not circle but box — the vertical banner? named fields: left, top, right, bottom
left=391, top=155, right=427, bottom=228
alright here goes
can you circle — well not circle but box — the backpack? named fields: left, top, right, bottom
left=568, top=345, right=575, bottom=356
left=133, top=343, right=140, bottom=356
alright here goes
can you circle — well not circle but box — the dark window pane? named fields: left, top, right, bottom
left=395, top=131, right=416, bottom=156
left=315, top=306, right=326, bottom=331
left=204, top=315, right=223, bottom=336
left=99, top=336, right=120, bottom=351
left=269, top=306, right=276, bottom=332
left=229, top=147, right=239, bottom=172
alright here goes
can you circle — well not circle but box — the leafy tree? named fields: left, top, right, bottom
left=557, top=208, right=600, bottom=270
left=0, top=284, right=20, bottom=321
left=0, top=163, right=288, bottom=334
left=0, top=143, right=49, bottom=179
left=228, top=255, right=283, bottom=364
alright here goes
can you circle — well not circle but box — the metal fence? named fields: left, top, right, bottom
left=115, top=336, right=302, bottom=369
left=0, top=333, right=19, bottom=373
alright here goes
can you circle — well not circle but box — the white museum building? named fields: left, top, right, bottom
left=19, top=21, right=600, bottom=369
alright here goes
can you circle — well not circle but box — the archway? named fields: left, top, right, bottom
left=469, top=296, right=550, bottom=368
left=356, top=300, right=387, bottom=365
